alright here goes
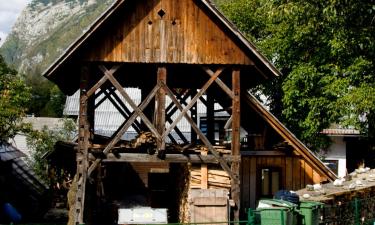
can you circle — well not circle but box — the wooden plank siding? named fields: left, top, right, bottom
left=240, top=154, right=325, bottom=210
left=84, top=0, right=253, bottom=65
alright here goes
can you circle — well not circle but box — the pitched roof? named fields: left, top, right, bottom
left=0, top=142, right=48, bottom=196
left=321, top=128, right=361, bottom=136
left=43, top=0, right=280, bottom=80
left=243, top=92, right=337, bottom=181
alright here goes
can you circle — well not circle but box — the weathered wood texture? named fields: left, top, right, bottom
left=189, top=189, right=229, bottom=225
left=156, top=67, right=167, bottom=150
left=90, top=153, right=234, bottom=163
left=74, top=66, right=92, bottom=224
left=231, top=69, right=241, bottom=222
left=84, top=0, right=253, bottom=65
left=240, top=155, right=325, bottom=210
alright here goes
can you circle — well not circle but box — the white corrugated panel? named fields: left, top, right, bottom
left=64, top=88, right=229, bottom=141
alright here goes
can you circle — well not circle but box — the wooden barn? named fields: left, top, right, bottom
left=43, top=0, right=337, bottom=224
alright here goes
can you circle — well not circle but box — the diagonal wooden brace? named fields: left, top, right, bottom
left=103, top=88, right=142, bottom=133
left=99, top=65, right=162, bottom=141
left=84, top=65, right=121, bottom=100
left=202, top=66, right=235, bottom=99
left=87, top=82, right=161, bottom=176
left=161, top=68, right=224, bottom=140
left=159, top=82, right=238, bottom=182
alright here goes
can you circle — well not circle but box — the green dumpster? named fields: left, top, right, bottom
left=298, top=201, right=324, bottom=225
left=257, top=199, right=297, bottom=225
left=247, top=208, right=261, bottom=225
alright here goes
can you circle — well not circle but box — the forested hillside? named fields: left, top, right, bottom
left=0, top=0, right=114, bottom=116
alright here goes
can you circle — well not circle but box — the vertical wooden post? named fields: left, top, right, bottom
left=207, top=89, right=215, bottom=144
left=74, top=65, right=91, bottom=225
left=156, top=66, right=167, bottom=151
left=191, top=90, right=198, bottom=143
left=231, top=68, right=241, bottom=222
left=201, top=150, right=208, bottom=189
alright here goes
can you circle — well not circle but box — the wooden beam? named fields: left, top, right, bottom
left=103, top=88, right=142, bottom=133
left=165, top=90, right=190, bottom=144
left=107, top=86, right=144, bottom=131
left=155, top=67, right=167, bottom=150
left=90, top=153, right=234, bottom=163
left=161, top=68, right=224, bottom=140
left=99, top=65, right=162, bottom=141
left=201, top=150, right=208, bottom=189
left=241, top=151, right=286, bottom=156
left=202, top=66, right=235, bottom=99
left=88, top=81, right=160, bottom=176
left=74, top=65, right=91, bottom=225
left=160, top=82, right=237, bottom=181
left=231, top=68, right=241, bottom=222
left=86, top=65, right=121, bottom=98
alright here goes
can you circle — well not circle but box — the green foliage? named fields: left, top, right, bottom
left=24, top=74, right=66, bottom=117
left=217, top=0, right=375, bottom=150
left=26, top=118, right=76, bottom=184
left=0, top=55, right=31, bottom=142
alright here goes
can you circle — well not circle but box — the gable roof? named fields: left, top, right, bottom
left=242, top=92, right=337, bottom=181
left=43, top=0, right=280, bottom=82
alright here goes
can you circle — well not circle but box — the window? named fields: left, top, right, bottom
left=323, top=160, right=339, bottom=175
left=260, top=168, right=281, bottom=198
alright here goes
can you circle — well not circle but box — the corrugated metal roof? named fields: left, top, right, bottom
left=321, top=128, right=360, bottom=136
left=0, top=142, right=26, bottom=161
left=64, top=88, right=229, bottom=141
left=0, top=142, right=48, bottom=195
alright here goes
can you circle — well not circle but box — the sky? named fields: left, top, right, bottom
left=0, top=0, right=32, bottom=46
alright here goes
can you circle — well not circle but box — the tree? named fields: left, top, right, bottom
left=26, top=118, right=76, bottom=184
left=25, top=72, right=66, bottom=117
left=218, top=0, right=375, bottom=150
left=0, top=55, right=31, bottom=142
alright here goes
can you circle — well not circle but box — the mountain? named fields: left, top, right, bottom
left=0, top=0, right=114, bottom=75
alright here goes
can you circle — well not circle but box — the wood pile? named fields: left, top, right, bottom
left=190, top=167, right=231, bottom=190
left=130, top=131, right=156, bottom=148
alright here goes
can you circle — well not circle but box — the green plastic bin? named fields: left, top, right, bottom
left=298, top=201, right=324, bottom=225
left=257, top=199, right=297, bottom=225
left=247, top=208, right=261, bottom=225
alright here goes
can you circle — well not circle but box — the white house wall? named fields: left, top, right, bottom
left=324, top=136, right=347, bottom=178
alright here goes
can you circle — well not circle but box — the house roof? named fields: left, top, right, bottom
left=23, top=117, right=65, bottom=131
left=243, top=92, right=337, bottom=181
left=0, top=142, right=48, bottom=196
left=321, top=128, right=361, bottom=136
left=43, top=0, right=281, bottom=83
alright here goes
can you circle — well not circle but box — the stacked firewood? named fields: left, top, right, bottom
left=190, top=167, right=231, bottom=189
left=130, top=131, right=156, bottom=148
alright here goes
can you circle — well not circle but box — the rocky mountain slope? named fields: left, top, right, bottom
left=0, top=0, right=114, bottom=75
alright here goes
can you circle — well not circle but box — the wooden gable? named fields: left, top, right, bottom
left=83, top=0, right=253, bottom=65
